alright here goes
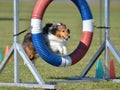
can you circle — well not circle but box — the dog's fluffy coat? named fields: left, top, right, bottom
left=22, top=23, right=70, bottom=63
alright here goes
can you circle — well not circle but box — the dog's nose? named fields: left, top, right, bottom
left=68, top=36, right=70, bottom=38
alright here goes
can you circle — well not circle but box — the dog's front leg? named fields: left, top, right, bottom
left=62, top=46, right=67, bottom=55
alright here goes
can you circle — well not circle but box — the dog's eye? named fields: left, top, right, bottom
left=62, top=30, right=65, bottom=32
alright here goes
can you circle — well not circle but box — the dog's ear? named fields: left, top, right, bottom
left=49, top=24, right=58, bottom=34
left=43, top=23, right=53, bottom=34
left=68, top=29, right=70, bottom=34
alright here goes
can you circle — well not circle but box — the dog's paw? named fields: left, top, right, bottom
left=62, top=46, right=67, bottom=55
left=58, top=46, right=67, bottom=55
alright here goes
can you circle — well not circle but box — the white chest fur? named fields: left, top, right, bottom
left=43, top=34, right=67, bottom=55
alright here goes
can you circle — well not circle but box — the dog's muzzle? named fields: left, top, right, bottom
left=63, top=35, right=70, bottom=41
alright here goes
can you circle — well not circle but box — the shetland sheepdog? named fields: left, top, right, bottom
left=22, top=23, right=70, bottom=64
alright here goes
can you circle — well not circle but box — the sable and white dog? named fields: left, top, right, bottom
left=22, top=23, right=70, bottom=63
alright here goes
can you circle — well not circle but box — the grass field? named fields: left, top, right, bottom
left=0, top=1, right=120, bottom=90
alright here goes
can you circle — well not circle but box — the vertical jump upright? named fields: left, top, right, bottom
left=77, top=0, right=120, bottom=81
left=0, top=0, right=56, bottom=89
left=0, top=0, right=120, bottom=89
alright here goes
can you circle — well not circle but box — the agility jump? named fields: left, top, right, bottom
left=2, top=0, right=120, bottom=89
left=31, top=0, right=94, bottom=67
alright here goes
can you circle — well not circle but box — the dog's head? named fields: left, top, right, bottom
left=43, top=23, right=70, bottom=41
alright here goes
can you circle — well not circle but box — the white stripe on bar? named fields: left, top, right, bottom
left=83, top=19, right=94, bottom=32
left=31, top=19, right=42, bottom=34
left=60, top=56, right=72, bottom=67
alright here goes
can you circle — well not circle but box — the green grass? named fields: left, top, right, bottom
left=0, top=1, right=120, bottom=90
